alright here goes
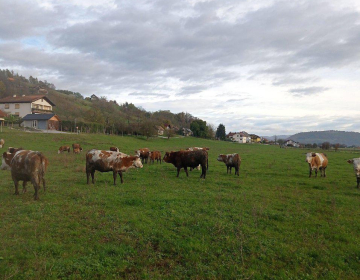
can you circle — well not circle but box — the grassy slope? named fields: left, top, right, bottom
left=0, top=128, right=360, bottom=279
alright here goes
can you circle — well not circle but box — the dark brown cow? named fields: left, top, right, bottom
left=58, top=145, right=70, bottom=154
left=72, top=143, right=83, bottom=154
left=186, top=147, right=209, bottom=170
left=110, top=147, right=119, bottom=152
left=135, top=148, right=150, bottom=163
left=1, top=150, right=48, bottom=200
left=163, top=150, right=207, bottom=178
left=149, top=151, right=162, bottom=164
left=86, top=149, right=143, bottom=184
left=8, top=147, right=23, bottom=154
left=0, top=139, right=4, bottom=148
left=217, top=153, right=241, bottom=176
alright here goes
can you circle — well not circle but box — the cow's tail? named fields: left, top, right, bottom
left=36, top=152, right=48, bottom=188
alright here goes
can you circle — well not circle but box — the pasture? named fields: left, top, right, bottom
left=1, top=128, right=360, bottom=279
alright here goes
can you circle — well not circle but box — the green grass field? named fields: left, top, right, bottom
left=1, top=128, right=360, bottom=279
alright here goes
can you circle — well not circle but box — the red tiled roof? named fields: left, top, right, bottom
left=0, top=95, right=56, bottom=106
left=0, top=109, right=7, bottom=118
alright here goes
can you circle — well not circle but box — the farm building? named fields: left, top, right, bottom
left=22, top=114, right=61, bottom=131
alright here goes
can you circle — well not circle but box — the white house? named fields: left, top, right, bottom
left=0, top=95, right=55, bottom=118
left=227, top=131, right=251, bottom=143
left=283, top=139, right=300, bottom=148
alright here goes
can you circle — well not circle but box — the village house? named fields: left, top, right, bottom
left=283, top=139, right=300, bottom=148
left=227, top=131, right=251, bottom=143
left=182, top=127, right=193, bottom=136
left=155, top=125, right=164, bottom=135
left=22, top=113, right=61, bottom=130
left=0, top=94, right=55, bottom=118
left=250, top=134, right=261, bottom=143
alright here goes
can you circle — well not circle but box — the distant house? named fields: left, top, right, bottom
left=22, top=114, right=61, bottom=131
left=283, top=139, right=300, bottom=148
left=0, top=94, right=55, bottom=118
left=182, top=128, right=193, bottom=136
left=90, top=94, right=99, bottom=101
left=227, top=131, right=251, bottom=143
left=156, top=126, right=164, bottom=135
left=250, top=134, right=261, bottom=143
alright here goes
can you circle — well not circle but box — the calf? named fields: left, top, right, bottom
left=86, top=149, right=143, bottom=185
left=0, top=139, right=4, bottom=148
left=163, top=150, right=207, bottom=178
left=149, top=151, right=162, bottom=164
left=1, top=150, right=48, bottom=200
left=217, top=153, right=241, bottom=176
left=306, top=152, right=328, bottom=177
left=8, top=147, right=23, bottom=154
left=72, top=143, right=83, bottom=154
left=135, top=148, right=150, bottom=163
left=58, top=145, right=70, bottom=154
left=347, top=158, right=360, bottom=188
left=110, top=147, right=119, bottom=152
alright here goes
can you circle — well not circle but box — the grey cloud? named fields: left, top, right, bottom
left=289, top=86, right=329, bottom=96
left=177, top=85, right=208, bottom=96
left=129, top=92, right=170, bottom=98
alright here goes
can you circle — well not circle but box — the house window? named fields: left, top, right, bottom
left=5, top=104, right=9, bottom=109
left=32, top=120, right=37, bottom=128
left=15, top=104, right=20, bottom=109
left=14, top=112, right=19, bottom=116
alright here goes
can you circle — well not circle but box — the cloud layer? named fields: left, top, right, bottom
left=1, top=0, right=360, bottom=134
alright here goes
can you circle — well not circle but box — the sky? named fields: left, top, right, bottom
left=1, top=0, right=360, bottom=135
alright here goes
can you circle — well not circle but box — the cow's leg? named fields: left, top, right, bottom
left=323, top=167, right=326, bottom=177
left=315, top=168, right=318, bottom=177
left=113, top=171, right=117, bottom=185
left=200, top=164, right=206, bottom=179
left=22, top=181, right=27, bottom=193
left=14, top=179, right=19, bottom=195
left=357, top=177, right=360, bottom=188
left=229, top=167, right=232, bottom=174
left=86, top=171, right=90, bottom=184
left=176, top=168, right=181, bottom=177
left=91, top=171, right=95, bottom=184
left=309, top=168, right=312, bottom=178
left=227, top=166, right=229, bottom=174
left=119, top=171, right=124, bottom=184
left=31, top=177, right=40, bottom=200
left=235, top=167, right=239, bottom=176
left=42, top=178, right=46, bottom=192
left=184, top=167, right=189, bottom=177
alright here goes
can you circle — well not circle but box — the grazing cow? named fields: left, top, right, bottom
left=217, top=153, right=241, bottom=176
left=135, top=148, right=150, bottom=163
left=1, top=150, right=48, bottom=200
left=163, top=150, right=207, bottom=178
left=186, top=147, right=209, bottom=170
left=72, top=143, right=83, bottom=154
left=306, top=152, right=328, bottom=177
left=149, top=151, right=162, bottom=164
left=86, top=149, right=143, bottom=185
left=8, top=147, right=23, bottom=154
left=110, top=147, right=119, bottom=152
left=0, top=139, right=4, bottom=148
left=58, top=145, right=70, bottom=154
left=347, top=158, right=360, bottom=188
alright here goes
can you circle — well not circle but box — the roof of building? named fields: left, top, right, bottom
left=0, top=95, right=56, bottom=106
left=22, top=114, right=56, bottom=121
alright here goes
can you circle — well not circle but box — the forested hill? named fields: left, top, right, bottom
left=0, top=69, right=198, bottom=134
left=289, top=130, right=360, bottom=146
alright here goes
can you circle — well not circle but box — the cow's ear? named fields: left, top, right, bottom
left=347, top=159, right=354, bottom=164
left=312, top=153, right=316, bottom=157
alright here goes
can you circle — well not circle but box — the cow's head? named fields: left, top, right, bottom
left=133, top=157, right=143, bottom=169
left=1, top=152, right=13, bottom=170
left=217, top=154, right=225, bottom=162
left=306, top=152, right=316, bottom=163
left=348, top=158, right=360, bottom=178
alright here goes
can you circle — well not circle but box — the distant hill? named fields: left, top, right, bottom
left=262, top=135, right=291, bottom=141
left=289, top=131, right=360, bottom=146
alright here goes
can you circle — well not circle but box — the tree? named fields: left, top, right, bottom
left=322, top=142, right=330, bottom=150
left=277, top=139, right=285, bottom=146
left=139, top=120, right=157, bottom=139
left=190, top=119, right=208, bottom=138
left=165, top=128, right=175, bottom=140
left=215, top=124, right=226, bottom=140
left=334, top=143, right=340, bottom=152
left=312, top=143, right=318, bottom=148
left=0, top=81, right=6, bottom=97
left=207, top=123, right=215, bottom=139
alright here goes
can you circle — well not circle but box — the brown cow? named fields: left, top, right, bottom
left=186, top=147, right=209, bottom=170
left=58, top=145, right=70, bottom=154
left=110, top=147, right=119, bottom=152
left=163, top=150, right=207, bottom=178
left=86, top=149, right=143, bottom=184
left=1, top=150, right=48, bottom=200
left=306, top=152, right=328, bottom=177
left=135, top=148, right=150, bottom=163
left=149, top=151, right=162, bottom=164
left=0, top=139, right=4, bottom=148
left=217, top=153, right=241, bottom=176
left=8, top=147, right=23, bottom=154
left=72, top=143, right=83, bottom=154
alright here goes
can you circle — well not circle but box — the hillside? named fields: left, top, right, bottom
left=289, top=130, right=360, bottom=146
left=0, top=69, right=198, bottom=135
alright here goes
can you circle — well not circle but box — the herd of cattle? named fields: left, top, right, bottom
left=1, top=137, right=360, bottom=201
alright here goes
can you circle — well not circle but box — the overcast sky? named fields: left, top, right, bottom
left=1, top=0, right=360, bottom=135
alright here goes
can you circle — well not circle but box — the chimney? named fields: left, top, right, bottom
left=13, top=94, right=16, bottom=97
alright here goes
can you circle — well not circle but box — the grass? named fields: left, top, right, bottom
left=0, top=128, right=360, bottom=279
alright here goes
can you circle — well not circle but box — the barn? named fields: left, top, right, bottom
left=22, top=114, right=61, bottom=130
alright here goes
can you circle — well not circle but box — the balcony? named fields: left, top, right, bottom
left=31, top=108, right=53, bottom=114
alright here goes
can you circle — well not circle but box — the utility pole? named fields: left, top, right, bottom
left=74, top=118, right=76, bottom=133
